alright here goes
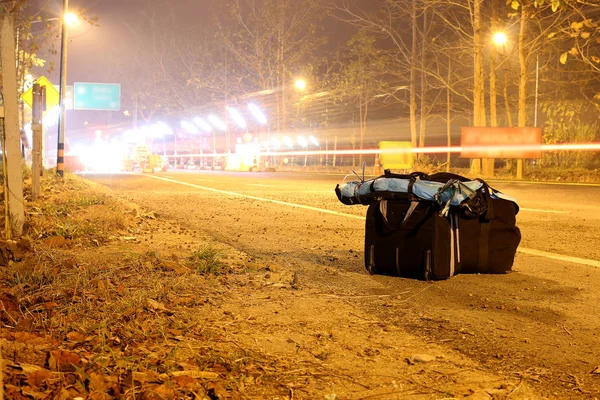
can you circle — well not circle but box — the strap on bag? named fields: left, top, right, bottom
left=384, top=169, right=427, bottom=180
left=474, top=179, right=495, bottom=221
left=378, top=200, right=431, bottom=232
left=473, top=179, right=494, bottom=272
left=426, top=172, right=471, bottom=183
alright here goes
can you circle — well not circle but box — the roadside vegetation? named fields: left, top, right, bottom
left=0, top=173, right=291, bottom=399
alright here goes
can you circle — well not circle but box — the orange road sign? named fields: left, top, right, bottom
left=461, top=127, right=542, bottom=159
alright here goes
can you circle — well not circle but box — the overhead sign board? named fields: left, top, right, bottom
left=74, top=82, right=121, bottom=111
left=379, top=141, right=413, bottom=169
left=20, top=76, right=61, bottom=110
left=461, top=127, right=542, bottom=159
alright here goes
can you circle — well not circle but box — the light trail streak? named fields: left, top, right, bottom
left=163, top=142, right=600, bottom=159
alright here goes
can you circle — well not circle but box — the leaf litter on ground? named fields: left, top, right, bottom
left=0, top=174, right=339, bottom=399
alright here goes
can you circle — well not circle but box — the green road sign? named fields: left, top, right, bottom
left=74, top=82, right=121, bottom=111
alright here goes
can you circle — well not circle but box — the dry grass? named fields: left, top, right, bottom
left=0, top=173, right=337, bottom=399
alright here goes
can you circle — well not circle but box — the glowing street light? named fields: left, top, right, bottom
left=64, top=12, right=79, bottom=25
left=180, top=120, right=198, bottom=134
left=309, top=136, right=319, bottom=146
left=493, top=32, right=507, bottom=46
left=297, top=136, right=308, bottom=147
left=248, top=103, right=268, bottom=124
left=295, top=79, right=307, bottom=91
left=157, top=121, right=173, bottom=136
left=193, top=117, right=212, bottom=133
left=226, top=107, right=247, bottom=129
left=208, top=115, right=227, bottom=131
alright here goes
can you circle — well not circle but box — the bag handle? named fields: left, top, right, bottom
left=426, top=172, right=471, bottom=183
left=475, top=179, right=495, bottom=221
left=384, top=169, right=427, bottom=180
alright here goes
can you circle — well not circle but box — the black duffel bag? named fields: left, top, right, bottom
left=426, top=172, right=521, bottom=274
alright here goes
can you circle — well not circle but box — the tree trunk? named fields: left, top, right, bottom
left=359, top=93, right=365, bottom=165
left=419, top=7, right=427, bottom=149
left=1, top=15, right=25, bottom=238
left=446, top=56, right=452, bottom=172
left=471, top=0, right=483, bottom=174
left=517, top=0, right=530, bottom=179
left=503, top=54, right=513, bottom=127
left=409, top=0, right=418, bottom=149
left=487, top=1, right=498, bottom=177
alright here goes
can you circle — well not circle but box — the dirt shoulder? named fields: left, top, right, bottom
left=1, top=174, right=545, bottom=399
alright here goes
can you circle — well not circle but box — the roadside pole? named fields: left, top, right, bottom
left=31, top=84, right=43, bottom=200
left=1, top=15, right=25, bottom=238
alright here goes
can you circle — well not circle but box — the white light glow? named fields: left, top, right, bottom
left=43, top=106, right=61, bottom=127
left=227, top=107, right=247, bottom=129
left=157, top=122, right=173, bottom=136
left=64, top=12, right=79, bottom=26
left=193, top=117, right=212, bottom=133
left=149, top=124, right=164, bottom=138
left=493, top=32, right=508, bottom=46
left=309, top=136, right=319, bottom=146
left=295, top=79, right=307, bottom=91
left=180, top=120, right=198, bottom=134
left=297, top=136, right=308, bottom=147
left=208, top=115, right=227, bottom=131
left=283, top=136, right=293, bottom=148
left=248, top=103, right=268, bottom=124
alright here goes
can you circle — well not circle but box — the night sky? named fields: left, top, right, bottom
left=29, top=0, right=370, bottom=142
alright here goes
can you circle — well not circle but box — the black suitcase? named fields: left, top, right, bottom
left=425, top=172, right=521, bottom=274
left=455, top=197, right=521, bottom=274
left=364, top=199, right=461, bottom=280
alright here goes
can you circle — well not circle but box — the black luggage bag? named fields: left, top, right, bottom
left=364, top=173, right=521, bottom=280
left=426, top=172, right=522, bottom=275
left=365, top=199, right=461, bottom=280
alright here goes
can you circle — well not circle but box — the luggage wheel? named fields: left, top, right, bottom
left=367, top=263, right=376, bottom=275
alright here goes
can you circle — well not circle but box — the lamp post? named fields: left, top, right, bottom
left=493, top=31, right=540, bottom=180
left=57, top=4, right=78, bottom=177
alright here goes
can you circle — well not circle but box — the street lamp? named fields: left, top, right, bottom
left=295, top=79, right=307, bottom=91
left=57, top=4, right=79, bottom=177
left=493, top=32, right=507, bottom=46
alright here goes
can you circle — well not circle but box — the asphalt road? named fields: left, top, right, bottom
left=84, top=170, right=600, bottom=398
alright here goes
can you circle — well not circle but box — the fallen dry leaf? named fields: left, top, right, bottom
left=12, top=332, right=55, bottom=346
left=146, top=298, right=168, bottom=312
left=172, top=375, right=200, bottom=389
left=161, top=260, right=189, bottom=274
left=26, top=368, right=55, bottom=388
left=47, top=349, right=83, bottom=371
left=161, top=370, right=220, bottom=380
left=592, top=366, right=600, bottom=374
left=66, top=331, right=86, bottom=342
left=88, top=372, right=111, bottom=393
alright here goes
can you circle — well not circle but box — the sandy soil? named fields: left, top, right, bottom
left=2, top=173, right=599, bottom=399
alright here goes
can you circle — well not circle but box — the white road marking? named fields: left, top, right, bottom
left=141, top=174, right=599, bottom=268
left=517, top=248, right=600, bottom=268
left=144, top=175, right=365, bottom=220
left=520, top=208, right=568, bottom=214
